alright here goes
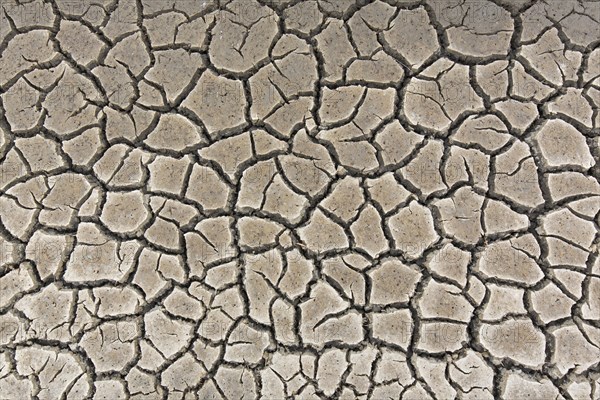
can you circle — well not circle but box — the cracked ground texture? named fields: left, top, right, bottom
left=0, top=0, right=599, bottom=399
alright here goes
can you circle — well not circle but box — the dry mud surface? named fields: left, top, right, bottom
left=0, top=0, right=599, bottom=399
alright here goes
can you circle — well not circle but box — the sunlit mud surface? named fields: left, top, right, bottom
left=0, top=0, right=599, bottom=399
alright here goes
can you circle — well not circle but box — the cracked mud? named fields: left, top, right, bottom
left=0, top=0, right=599, bottom=399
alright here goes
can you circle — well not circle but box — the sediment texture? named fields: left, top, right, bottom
left=0, top=0, right=599, bottom=399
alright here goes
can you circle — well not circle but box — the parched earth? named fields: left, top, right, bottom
left=0, top=0, right=599, bottom=399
